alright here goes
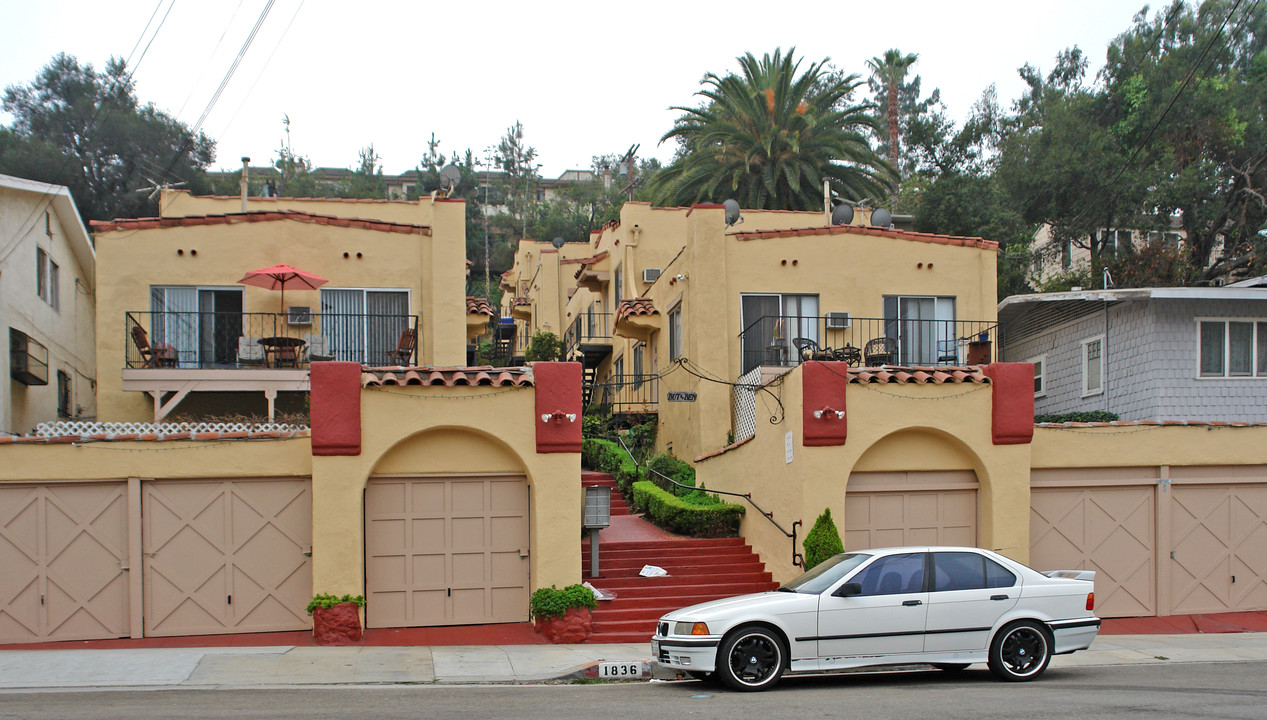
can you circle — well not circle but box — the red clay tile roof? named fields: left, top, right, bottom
left=511, top=297, right=531, bottom=307
left=734, top=224, right=997, bottom=250
left=616, top=297, right=659, bottom=320
left=561, top=251, right=609, bottom=266
left=361, top=366, right=533, bottom=387
left=0, top=428, right=309, bottom=444
left=466, top=296, right=494, bottom=316
left=90, top=210, right=431, bottom=235
left=848, top=365, right=990, bottom=383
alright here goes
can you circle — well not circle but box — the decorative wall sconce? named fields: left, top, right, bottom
left=541, top=412, right=578, bottom=423
left=812, top=407, right=845, bottom=419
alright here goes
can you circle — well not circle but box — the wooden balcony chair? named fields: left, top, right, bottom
left=130, top=325, right=177, bottom=368
left=237, top=336, right=266, bottom=366
left=391, top=327, right=418, bottom=365
left=863, top=336, right=898, bottom=367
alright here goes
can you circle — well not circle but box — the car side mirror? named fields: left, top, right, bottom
left=834, top=582, right=863, bottom=597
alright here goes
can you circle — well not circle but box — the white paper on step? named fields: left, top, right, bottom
left=639, top=565, right=668, bottom=577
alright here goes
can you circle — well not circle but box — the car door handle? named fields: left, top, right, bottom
left=902, top=600, right=923, bottom=606
left=991, top=594, right=1009, bottom=601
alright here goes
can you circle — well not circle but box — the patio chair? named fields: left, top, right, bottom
left=863, top=337, right=897, bottom=367
left=304, top=333, right=334, bottom=362
left=937, top=338, right=960, bottom=364
left=391, top=327, right=417, bottom=365
left=237, top=336, right=266, bottom=366
left=130, top=325, right=177, bottom=368
left=793, top=337, right=822, bottom=361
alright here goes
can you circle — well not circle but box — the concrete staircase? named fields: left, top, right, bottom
left=580, top=471, right=779, bottom=644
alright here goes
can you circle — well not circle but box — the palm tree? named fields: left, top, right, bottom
left=649, top=48, right=893, bottom=210
left=866, top=49, right=919, bottom=170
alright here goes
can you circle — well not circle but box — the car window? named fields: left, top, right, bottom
left=932, top=552, right=1017, bottom=592
left=849, top=553, right=925, bottom=596
left=781, top=553, right=871, bottom=594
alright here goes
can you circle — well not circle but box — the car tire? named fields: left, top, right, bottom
left=717, top=624, right=786, bottom=692
left=932, top=663, right=970, bottom=672
left=988, top=620, right=1052, bottom=682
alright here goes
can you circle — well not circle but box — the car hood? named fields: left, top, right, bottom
left=662, top=591, right=816, bottom=622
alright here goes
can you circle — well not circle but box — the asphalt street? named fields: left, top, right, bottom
left=3, top=661, right=1264, bottom=720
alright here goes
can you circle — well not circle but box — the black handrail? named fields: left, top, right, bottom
left=600, top=433, right=803, bottom=570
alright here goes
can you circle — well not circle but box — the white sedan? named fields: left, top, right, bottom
left=652, top=546, right=1099, bottom=691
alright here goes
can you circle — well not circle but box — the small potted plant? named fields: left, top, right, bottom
left=307, top=593, right=366, bottom=645
left=530, top=584, right=597, bottom=643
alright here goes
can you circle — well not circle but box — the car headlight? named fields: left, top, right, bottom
left=674, top=621, right=710, bottom=635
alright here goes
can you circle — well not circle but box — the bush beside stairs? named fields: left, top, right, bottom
left=580, top=471, right=779, bottom=643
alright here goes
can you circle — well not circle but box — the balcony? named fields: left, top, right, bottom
left=468, top=318, right=528, bottom=367
left=590, top=373, right=658, bottom=415
left=122, top=311, right=419, bottom=422
left=564, top=312, right=613, bottom=366
left=739, top=315, right=998, bottom=375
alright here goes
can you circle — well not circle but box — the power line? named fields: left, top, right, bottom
left=216, top=0, right=306, bottom=139
left=191, top=0, right=276, bottom=135
left=176, top=0, right=246, bottom=120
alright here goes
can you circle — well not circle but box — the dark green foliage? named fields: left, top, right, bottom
left=529, top=584, right=596, bottom=619
left=631, top=481, right=745, bottom=537
left=622, top=421, right=658, bottom=462
left=581, top=439, right=622, bottom=473
left=524, top=331, right=564, bottom=362
left=306, top=593, right=365, bottom=616
left=1035, top=411, right=1119, bottom=423
left=645, top=453, right=695, bottom=492
left=802, top=508, right=845, bottom=570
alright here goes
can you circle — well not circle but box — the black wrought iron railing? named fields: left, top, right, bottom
left=469, top=318, right=529, bottom=366
left=738, top=315, right=998, bottom=375
left=125, top=311, right=419, bottom=369
left=591, top=373, right=658, bottom=413
left=564, top=312, right=613, bottom=357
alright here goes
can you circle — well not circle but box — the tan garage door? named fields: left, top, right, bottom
left=0, top=483, right=129, bottom=644
left=1030, top=470, right=1156, bottom=618
left=365, top=475, right=529, bottom=628
left=143, top=479, right=312, bottom=637
left=844, top=471, right=977, bottom=549
left=1170, top=479, right=1267, bottom=615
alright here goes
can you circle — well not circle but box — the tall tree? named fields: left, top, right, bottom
left=866, top=49, right=920, bottom=170
left=0, top=52, right=215, bottom=223
left=649, top=48, right=893, bottom=209
left=345, top=144, right=387, bottom=199
left=495, top=121, right=540, bottom=239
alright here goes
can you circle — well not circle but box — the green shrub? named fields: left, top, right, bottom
left=623, top=421, right=658, bottom=462
left=631, top=480, right=744, bottom=537
left=306, top=593, right=366, bottom=616
left=1035, top=411, right=1119, bottom=423
left=529, top=584, right=597, bottom=619
left=524, top=330, right=565, bottom=362
left=802, top=508, right=844, bottom=570
left=645, top=453, right=695, bottom=493
left=581, top=438, right=622, bottom=473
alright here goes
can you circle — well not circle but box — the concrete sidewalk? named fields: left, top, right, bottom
left=3, top=634, right=1267, bottom=691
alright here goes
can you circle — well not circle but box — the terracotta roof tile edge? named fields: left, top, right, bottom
left=694, top=434, right=755, bottom=462
left=91, top=210, right=430, bottom=234
left=733, top=224, right=997, bottom=250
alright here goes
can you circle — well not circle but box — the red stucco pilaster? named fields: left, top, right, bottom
left=984, top=362, right=1035, bottom=445
left=534, top=362, right=582, bottom=453
left=310, top=361, right=362, bottom=456
left=802, top=361, right=850, bottom=446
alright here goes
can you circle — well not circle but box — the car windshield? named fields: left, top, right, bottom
left=779, top=553, right=872, bottom=594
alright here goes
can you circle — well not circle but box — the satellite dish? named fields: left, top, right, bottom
left=723, top=199, right=742, bottom=227
left=870, top=208, right=892, bottom=228
left=551, top=236, right=565, bottom=249
left=438, top=164, right=461, bottom=196
left=831, top=204, right=854, bottom=226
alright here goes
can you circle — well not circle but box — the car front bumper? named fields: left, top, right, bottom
left=652, top=635, right=720, bottom=673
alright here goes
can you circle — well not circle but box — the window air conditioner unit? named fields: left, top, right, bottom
left=825, top=312, right=851, bottom=329
left=10, top=328, right=49, bottom=386
left=288, top=306, right=313, bottom=325
left=642, top=268, right=662, bottom=284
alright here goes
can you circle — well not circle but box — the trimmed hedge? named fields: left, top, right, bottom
left=802, top=508, right=844, bottom=570
left=645, top=453, right=696, bottom=492
left=631, top=480, right=744, bottom=537
left=529, top=584, right=596, bottom=620
left=581, top=438, right=622, bottom=473
left=1035, top=411, right=1120, bottom=423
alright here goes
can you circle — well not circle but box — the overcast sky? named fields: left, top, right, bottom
left=1, top=0, right=1154, bottom=180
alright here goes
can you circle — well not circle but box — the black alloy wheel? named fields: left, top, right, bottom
left=988, top=620, right=1052, bottom=681
left=717, top=625, right=786, bottom=691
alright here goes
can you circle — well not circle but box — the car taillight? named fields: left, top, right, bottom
left=1086, top=592, right=1095, bottom=611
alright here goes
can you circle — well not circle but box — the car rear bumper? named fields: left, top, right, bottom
left=652, top=635, right=720, bottom=673
left=1048, top=618, right=1101, bottom=654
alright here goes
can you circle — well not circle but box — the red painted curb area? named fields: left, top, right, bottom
left=1099, top=611, right=1267, bottom=635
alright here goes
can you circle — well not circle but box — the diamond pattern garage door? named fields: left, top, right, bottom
left=844, top=471, right=977, bottom=549
left=143, top=479, right=312, bottom=637
left=1030, top=484, right=1155, bottom=618
left=0, top=483, right=129, bottom=644
left=1170, top=483, right=1267, bottom=615
left=365, top=476, right=530, bottom=628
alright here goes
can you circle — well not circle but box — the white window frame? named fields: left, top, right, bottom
left=36, top=246, right=59, bottom=310
left=1030, top=354, right=1047, bottom=398
left=1081, top=335, right=1104, bottom=397
left=668, top=302, right=682, bottom=362
left=1196, top=317, right=1267, bottom=379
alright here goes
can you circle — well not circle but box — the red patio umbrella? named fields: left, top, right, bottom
left=238, top=263, right=329, bottom=313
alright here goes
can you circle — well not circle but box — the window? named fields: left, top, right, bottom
left=36, top=247, right=59, bottom=310
left=1082, top=335, right=1104, bottom=396
left=740, top=293, right=818, bottom=374
left=57, top=370, right=72, bottom=417
left=883, top=295, right=956, bottom=365
left=320, top=288, right=411, bottom=365
left=1199, top=320, right=1267, bottom=378
left=1061, top=238, right=1072, bottom=269
left=931, top=552, right=1016, bottom=592
left=613, top=264, right=623, bottom=306
left=612, top=356, right=624, bottom=381
left=1100, top=229, right=1131, bottom=257
left=850, top=553, right=925, bottom=596
left=632, top=343, right=644, bottom=388
left=668, top=304, right=683, bottom=361
left=1030, top=355, right=1047, bottom=397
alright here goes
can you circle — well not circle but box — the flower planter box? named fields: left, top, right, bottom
left=533, top=607, right=593, bottom=644
left=312, top=601, right=363, bottom=645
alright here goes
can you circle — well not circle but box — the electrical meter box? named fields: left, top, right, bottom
left=583, top=485, right=611, bottom=529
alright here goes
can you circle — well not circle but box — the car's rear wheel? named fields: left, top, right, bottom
left=932, top=663, right=970, bottom=672
left=717, top=625, right=785, bottom=692
left=988, top=620, right=1052, bottom=681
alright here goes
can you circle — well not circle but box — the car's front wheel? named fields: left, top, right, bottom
left=988, top=620, right=1052, bottom=681
left=717, top=625, right=786, bottom=691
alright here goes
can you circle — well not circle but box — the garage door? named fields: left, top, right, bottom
left=0, top=483, right=129, bottom=644
left=844, top=471, right=977, bottom=549
left=365, top=475, right=529, bottom=628
left=1030, top=469, right=1156, bottom=618
left=143, top=479, right=312, bottom=637
left=1170, top=479, right=1267, bottom=615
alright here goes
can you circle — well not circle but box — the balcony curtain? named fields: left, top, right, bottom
left=320, top=288, right=409, bottom=364
left=150, top=286, right=198, bottom=367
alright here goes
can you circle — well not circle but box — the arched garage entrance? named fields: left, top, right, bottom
left=363, top=429, right=531, bottom=628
